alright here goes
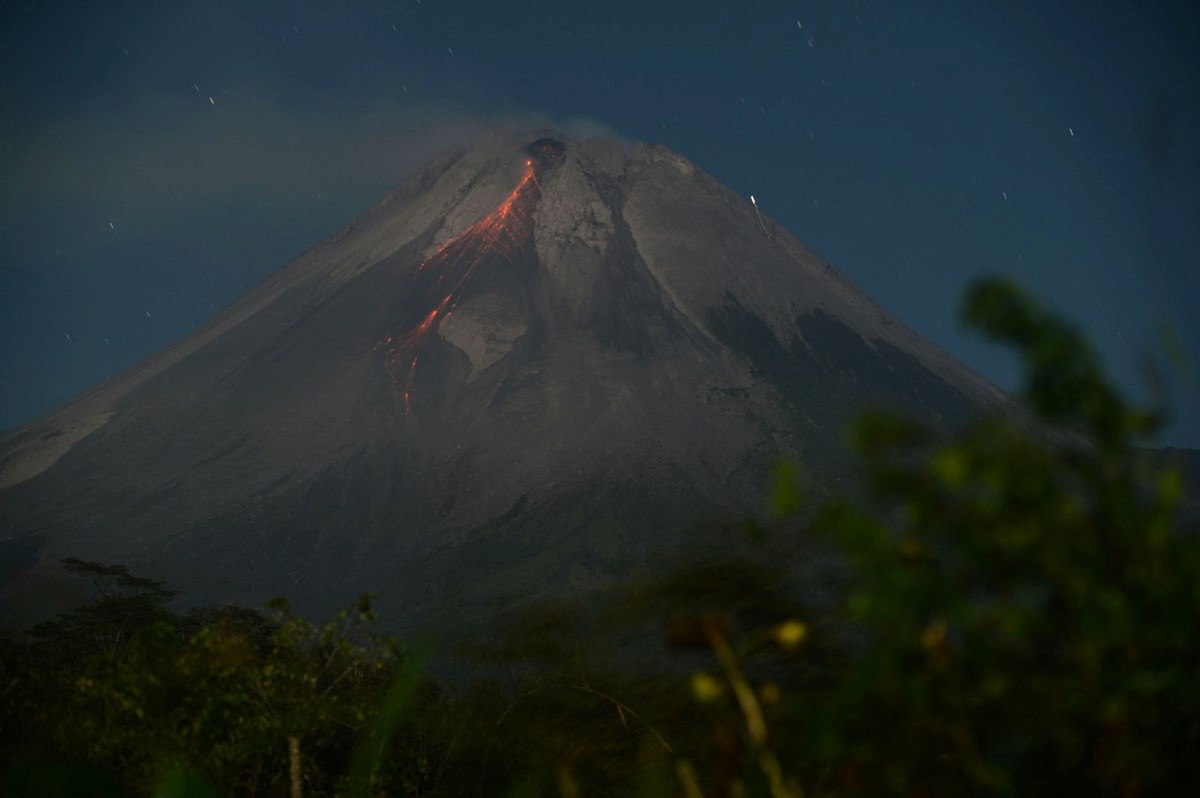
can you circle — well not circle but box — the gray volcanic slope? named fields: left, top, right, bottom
left=0, top=131, right=1005, bottom=631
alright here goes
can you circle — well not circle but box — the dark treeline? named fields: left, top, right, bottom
left=2, top=279, right=1198, bottom=796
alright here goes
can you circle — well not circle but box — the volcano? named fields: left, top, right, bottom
left=0, top=131, right=1005, bottom=631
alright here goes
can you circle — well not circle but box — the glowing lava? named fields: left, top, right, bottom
left=376, top=159, right=542, bottom=413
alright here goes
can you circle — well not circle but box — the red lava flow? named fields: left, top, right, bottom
left=375, top=160, right=541, bottom=413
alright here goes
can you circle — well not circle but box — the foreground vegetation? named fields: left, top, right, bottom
left=2, top=278, right=1197, bottom=796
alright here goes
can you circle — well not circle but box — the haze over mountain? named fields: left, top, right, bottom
left=0, top=131, right=1006, bottom=632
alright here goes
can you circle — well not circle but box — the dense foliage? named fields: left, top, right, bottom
left=2, top=278, right=1196, bottom=796
left=0, top=571, right=435, bottom=796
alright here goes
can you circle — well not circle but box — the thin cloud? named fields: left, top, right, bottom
left=1, top=85, right=621, bottom=264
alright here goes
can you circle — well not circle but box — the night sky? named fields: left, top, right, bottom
left=2, top=1, right=1197, bottom=445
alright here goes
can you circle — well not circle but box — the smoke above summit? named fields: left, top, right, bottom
left=1, top=95, right=614, bottom=257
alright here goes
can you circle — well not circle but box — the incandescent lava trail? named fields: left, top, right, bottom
left=376, top=157, right=545, bottom=413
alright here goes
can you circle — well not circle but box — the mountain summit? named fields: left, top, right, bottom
left=0, top=130, right=1003, bottom=629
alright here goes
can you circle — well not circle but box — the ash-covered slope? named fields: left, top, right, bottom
left=0, top=130, right=1004, bottom=630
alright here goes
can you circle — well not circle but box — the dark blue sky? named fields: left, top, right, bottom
left=2, top=0, right=1197, bottom=444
